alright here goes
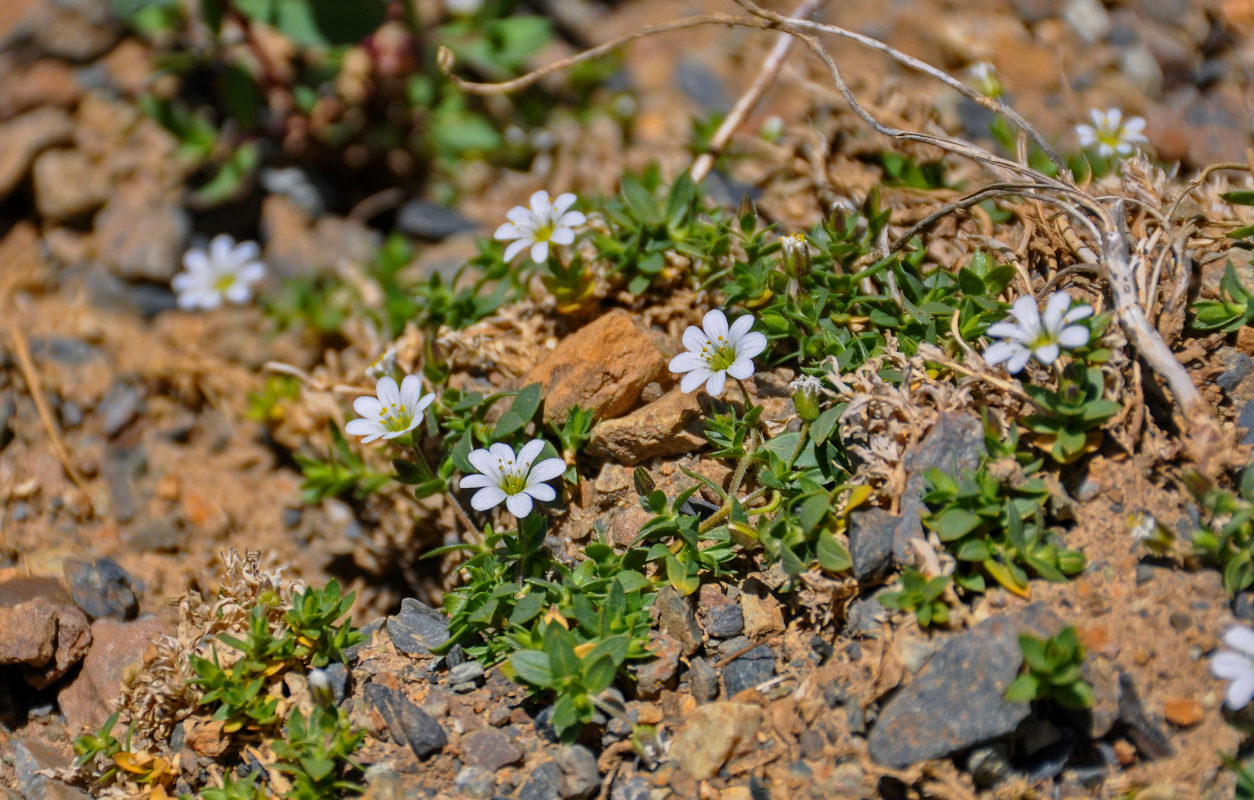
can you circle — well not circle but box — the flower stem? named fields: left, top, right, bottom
left=410, top=441, right=480, bottom=543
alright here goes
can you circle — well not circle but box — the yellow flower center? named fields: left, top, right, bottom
left=213, top=273, right=237, bottom=292
left=700, top=335, right=737, bottom=372
left=377, top=403, right=411, bottom=431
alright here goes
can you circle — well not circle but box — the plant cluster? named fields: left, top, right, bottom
left=1005, top=626, right=1095, bottom=710
left=1186, top=461, right=1254, bottom=595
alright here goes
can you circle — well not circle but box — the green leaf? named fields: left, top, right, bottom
left=510, top=383, right=544, bottom=424
left=1004, top=672, right=1040, bottom=703
left=544, top=626, right=582, bottom=680
left=816, top=531, right=852, bottom=572
left=811, top=406, right=841, bottom=445
left=929, top=508, right=982, bottom=541
left=583, top=655, right=617, bottom=695
left=621, top=177, right=662, bottom=226
left=510, top=650, right=554, bottom=687
left=1222, top=191, right=1254, bottom=206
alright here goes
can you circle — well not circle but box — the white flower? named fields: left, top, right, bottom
left=345, top=376, right=436, bottom=444
left=1128, top=512, right=1155, bottom=542
left=459, top=439, right=566, bottom=518
left=983, top=291, right=1093, bottom=374
left=307, top=668, right=332, bottom=704
left=790, top=374, right=824, bottom=395
left=669, top=309, right=768, bottom=396
left=779, top=232, right=808, bottom=259
left=494, top=190, right=586, bottom=264
left=968, top=62, right=1002, bottom=98
left=1075, top=107, right=1148, bottom=159
left=172, top=234, right=266, bottom=311
left=1212, top=625, right=1254, bottom=709
left=366, top=347, right=398, bottom=380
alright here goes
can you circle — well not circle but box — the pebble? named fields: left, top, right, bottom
left=518, top=761, right=563, bottom=800
left=56, top=615, right=169, bottom=731
left=364, top=682, right=447, bottom=759
left=687, top=655, right=719, bottom=702
left=449, top=661, right=484, bottom=685
left=63, top=557, right=138, bottom=621
left=99, top=382, right=143, bottom=438
left=667, top=702, right=763, bottom=781
left=655, top=586, right=703, bottom=656
left=397, top=199, right=478, bottom=240
left=554, top=745, right=599, bottom=800
left=387, top=598, right=450, bottom=656
left=322, top=662, right=349, bottom=705
left=635, top=632, right=682, bottom=697
left=849, top=507, right=902, bottom=583
left=722, top=643, right=776, bottom=697
left=0, top=578, right=92, bottom=690
left=703, top=602, right=744, bottom=639
left=1163, top=697, right=1203, bottom=727
left=461, top=728, right=523, bottom=771
left=94, top=182, right=190, bottom=281
left=14, top=738, right=91, bottom=800
left=610, top=776, right=651, bottom=800
left=453, top=766, right=495, bottom=799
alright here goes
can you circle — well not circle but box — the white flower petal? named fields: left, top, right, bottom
left=400, top=375, right=423, bottom=409
left=1063, top=304, right=1093, bottom=324
left=736, top=331, right=767, bottom=360
left=354, top=396, right=382, bottom=418
left=1042, top=291, right=1072, bottom=332
left=706, top=370, right=727, bottom=396
left=728, top=314, right=755, bottom=341
left=346, top=418, right=384, bottom=438
left=1033, top=342, right=1061, bottom=365
left=1224, top=626, right=1254, bottom=657
left=238, top=262, right=266, bottom=284
left=1009, top=296, right=1041, bottom=327
left=1228, top=674, right=1254, bottom=710
left=415, top=393, right=437, bottom=414
left=986, top=321, right=1029, bottom=341
left=550, top=227, right=575, bottom=246
left=495, top=222, right=522, bottom=240
left=530, top=240, right=549, bottom=264
left=558, top=210, right=586, bottom=228
left=504, top=239, right=530, bottom=262
left=489, top=442, right=517, bottom=466
left=210, top=234, right=236, bottom=264
left=669, top=352, right=705, bottom=373
left=506, top=206, right=534, bottom=225
left=1124, top=116, right=1146, bottom=135
left=529, top=190, right=552, bottom=218
left=702, top=309, right=729, bottom=340
left=224, top=283, right=252, bottom=304
left=982, top=341, right=1017, bottom=366
left=682, top=325, right=709, bottom=354
left=517, top=439, right=545, bottom=469
left=471, top=486, right=508, bottom=511
left=172, top=272, right=197, bottom=292
left=1056, top=325, right=1090, bottom=349
left=1006, top=347, right=1032, bottom=374
left=551, top=193, right=577, bottom=216
left=459, top=474, right=494, bottom=489
left=376, top=377, right=400, bottom=407
left=726, top=357, right=755, bottom=380
left=527, top=457, right=567, bottom=484
left=505, top=492, right=534, bottom=518
left=1212, top=651, right=1254, bottom=679
left=182, top=249, right=211, bottom=274
left=233, top=240, right=261, bottom=264
left=524, top=483, right=556, bottom=502
left=680, top=368, right=711, bottom=394
left=467, top=448, right=503, bottom=480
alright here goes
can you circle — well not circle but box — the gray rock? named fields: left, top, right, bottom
left=397, top=200, right=479, bottom=240
left=687, top=655, right=718, bottom=702
left=102, top=445, right=146, bottom=522
left=260, top=167, right=326, bottom=217
left=94, top=184, right=190, bottom=281
left=635, top=632, right=681, bottom=697
left=702, top=602, right=743, bottom=639
left=722, top=643, right=776, bottom=697
left=63, top=558, right=138, bottom=621
left=1063, top=0, right=1110, bottom=43
left=675, top=59, right=731, bottom=114
left=1117, top=672, right=1173, bottom=760
left=454, top=766, right=495, bottom=798
left=849, top=507, right=900, bottom=583
left=322, top=662, right=349, bottom=704
left=387, top=598, right=450, bottom=655
left=1239, top=400, right=1254, bottom=445
left=845, top=593, right=890, bottom=637
left=1216, top=349, right=1253, bottom=393
left=554, top=745, right=599, bottom=800
left=125, top=516, right=184, bottom=553
left=99, top=382, right=144, bottom=438
left=30, top=337, right=100, bottom=366
left=364, top=682, right=447, bottom=758
left=15, top=738, right=91, bottom=800
left=655, top=587, right=702, bottom=656
left=449, top=660, right=485, bottom=686
left=59, top=400, right=84, bottom=428
left=610, top=775, right=651, bottom=800
left=894, top=412, right=986, bottom=564
left=518, top=761, right=563, bottom=800
left=461, top=728, right=522, bottom=771
left=867, top=604, right=1063, bottom=768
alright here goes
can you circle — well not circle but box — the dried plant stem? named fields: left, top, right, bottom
left=690, top=0, right=829, bottom=183
left=7, top=325, right=86, bottom=492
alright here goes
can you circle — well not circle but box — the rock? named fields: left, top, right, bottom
left=675, top=58, right=731, bottom=114
left=667, top=702, right=764, bottom=781
left=1117, top=672, right=1173, bottom=760
left=387, top=598, right=450, bottom=655
left=655, top=587, right=702, bottom=656
left=32, top=6, right=119, bottom=61
left=1215, top=348, right=1253, bottom=394
left=554, top=744, right=599, bottom=799
left=586, top=388, right=705, bottom=464
left=94, top=181, right=190, bottom=281
left=461, top=728, right=523, bottom=771
left=610, top=775, right=651, bottom=800
left=867, top=604, right=1063, bottom=768
left=722, top=643, right=776, bottom=697
left=260, top=167, right=326, bottom=217
left=99, top=381, right=144, bottom=438
left=102, top=445, right=145, bottom=523
left=62, top=558, right=138, bottom=621
left=893, top=412, right=986, bottom=564
left=0, top=60, right=81, bottom=118
left=32, top=149, right=109, bottom=221
left=453, top=766, right=495, bottom=798
left=848, top=508, right=900, bottom=583
left=518, top=761, right=563, bottom=800
left=740, top=593, right=784, bottom=639
left=1163, top=697, right=1203, bottom=728
left=14, top=738, right=91, bottom=800
left=124, top=516, right=185, bottom=553
left=605, top=504, right=651, bottom=548
left=635, top=632, right=682, bottom=698
left=0, top=108, right=73, bottom=201
left=1240, top=399, right=1254, bottom=445
left=364, top=682, right=447, bottom=758
left=57, top=615, right=169, bottom=731
left=521, top=309, right=666, bottom=426
left=449, top=660, right=485, bottom=686
left=0, top=578, right=91, bottom=689
left=688, top=655, right=719, bottom=702
left=1150, top=86, right=1252, bottom=167
left=260, top=194, right=380, bottom=278
left=1062, top=0, right=1110, bottom=43
left=703, top=601, right=744, bottom=639
left=397, top=199, right=479, bottom=240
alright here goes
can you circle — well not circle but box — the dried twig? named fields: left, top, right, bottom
left=7, top=325, right=86, bottom=492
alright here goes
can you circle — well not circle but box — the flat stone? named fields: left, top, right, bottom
left=461, top=728, right=523, bottom=771
left=364, top=682, right=447, bottom=759
left=667, top=702, right=763, bottom=781
left=0, top=108, right=73, bottom=201
left=635, top=632, right=682, bottom=698
left=387, top=598, right=450, bottom=656
left=99, top=382, right=144, bottom=438
left=654, top=587, right=702, bottom=656
left=848, top=507, right=900, bottom=583
left=94, top=180, right=190, bottom=281
left=397, top=199, right=479, bottom=240
left=867, top=604, right=1063, bottom=768
left=687, top=655, right=719, bottom=702
left=32, top=148, right=109, bottom=221
left=63, top=558, right=138, bottom=621
left=586, top=388, right=705, bottom=464
left=518, top=760, right=563, bottom=800
left=0, top=578, right=91, bottom=689
left=260, top=194, right=380, bottom=278
left=453, top=766, right=495, bottom=798
left=740, top=593, right=784, bottom=639
left=14, top=738, right=92, bottom=800
left=521, top=309, right=667, bottom=426
left=554, top=744, right=599, bottom=799
left=57, top=615, right=170, bottom=731
left=893, top=412, right=986, bottom=564
left=722, top=644, right=775, bottom=697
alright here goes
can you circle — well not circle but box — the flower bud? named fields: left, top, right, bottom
left=790, top=374, right=824, bottom=423
left=308, top=668, right=333, bottom=706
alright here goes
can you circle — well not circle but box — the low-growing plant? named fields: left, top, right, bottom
left=1186, top=461, right=1254, bottom=595
left=1191, top=261, right=1254, bottom=332
left=296, top=425, right=390, bottom=504
left=1020, top=362, right=1121, bottom=464
left=285, top=580, right=364, bottom=668
left=271, top=705, right=365, bottom=800
left=879, top=567, right=952, bottom=628
left=1005, top=626, right=1094, bottom=710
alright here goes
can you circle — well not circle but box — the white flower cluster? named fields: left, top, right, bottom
left=1212, top=625, right=1254, bottom=710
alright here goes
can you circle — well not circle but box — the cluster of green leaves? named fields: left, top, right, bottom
left=435, top=516, right=654, bottom=742
left=922, top=457, right=1085, bottom=597
left=190, top=580, right=362, bottom=732
left=1192, top=261, right=1254, bottom=332
left=246, top=375, right=302, bottom=425
left=1005, top=626, right=1094, bottom=710
left=296, top=425, right=390, bottom=504
left=272, top=706, right=365, bottom=800
left=1186, top=461, right=1254, bottom=595
left=879, top=567, right=952, bottom=628
left=634, top=472, right=738, bottom=595
left=412, top=239, right=527, bottom=337
left=1020, top=354, right=1120, bottom=465
left=72, top=712, right=125, bottom=784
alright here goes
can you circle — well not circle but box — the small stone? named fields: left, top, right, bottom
left=32, top=149, right=108, bottom=221
left=0, top=108, right=74, bottom=201
left=1163, top=697, right=1203, bottom=728
left=56, top=615, right=169, bottom=731
left=518, top=761, right=563, bottom=800
left=454, top=766, right=495, bottom=799
left=845, top=593, right=889, bottom=637
left=722, top=643, right=775, bottom=697
left=0, top=578, right=91, bottom=689
left=586, top=388, right=705, bottom=464
left=449, top=661, right=485, bottom=685
left=521, top=309, right=667, bottom=426
left=323, top=662, right=349, bottom=705
left=461, top=728, right=523, bottom=771
left=655, top=587, right=703, bottom=656
left=848, top=508, right=900, bottom=582
left=554, top=745, right=599, bottom=800
left=635, top=632, right=682, bottom=698
left=387, top=598, right=450, bottom=655
left=94, top=181, right=190, bottom=281
left=14, top=738, right=92, bottom=800
left=99, top=382, right=144, bottom=437
left=893, top=412, right=987, bottom=563
left=1063, top=0, right=1110, bottom=42
left=32, top=6, right=119, bottom=61
left=968, top=744, right=1014, bottom=788
left=1215, top=349, right=1253, bottom=393
left=260, top=195, right=380, bottom=279
left=703, top=602, right=744, bottom=639
left=740, top=593, right=784, bottom=639
left=1117, top=672, right=1173, bottom=760
left=687, top=656, right=719, bottom=702
left=364, top=682, right=447, bottom=758
left=397, top=199, right=479, bottom=240
left=125, top=516, right=184, bottom=553
left=260, top=167, right=326, bottom=217
left=62, top=558, right=138, bottom=621
left=610, top=776, right=651, bottom=800
left=667, top=702, right=764, bottom=780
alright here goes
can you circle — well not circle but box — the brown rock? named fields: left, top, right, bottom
left=460, top=728, right=523, bottom=771
left=0, top=578, right=91, bottom=689
left=101, top=39, right=152, bottom=96
left=0, top=60, right=80, bottom=118
left=605, top=504, right=651, bottom=548
left=1163, top=697, right=1203, bottom=728
left=93, top=179, right=190, bottom=281
left=522, top=309, right=666, bottom=426
left=33, top=149, right=109, bottom=221
left=31, top=6, right=120, bottom=62
left=740, top=593, right=785, bottom=639
left=56, top=615, right=170, bottom=731
left=667, top=702, right=763, bottom=781
left=587, top=387, right=704, bottom=464
left=0, top=107, right=73, bottom=200
left=261, top=194, right=381, bottom=278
